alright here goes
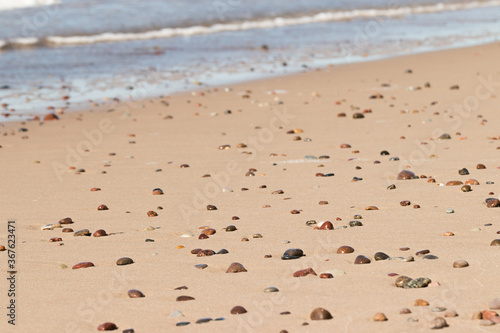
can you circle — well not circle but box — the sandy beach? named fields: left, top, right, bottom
left=1, top=42, right=500, bottom=332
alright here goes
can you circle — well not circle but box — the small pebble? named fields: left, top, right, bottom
left=453, top=259, right=469, bottom=268
left=226, top=262, right=247, bottom=273
left=354, top=255, right=371, bottom=264
left=97, top=322, right=118, bottom=331
left=127, top=290, right=145, bottom=298
left=116, top=257, right=134, bottom=266
left=373, top=313, right=388, bottom=321
left=231, top=306, right=247, bottom=314
left=430, top=317, right=448, bottom=329
left=310, top=308, right=333, bottom=320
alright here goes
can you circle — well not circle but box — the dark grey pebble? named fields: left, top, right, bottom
left=374, top=252, right=389, bottom=261
left=217, top=249, right=228, bottom=254
left=145, top=239, right=155, bottom=242
left=349, top=220, right=363, bottom=227
left=422, top=255, right=439, bottom=260
left=195, top=318, right=212, bottom=324
left=195, top=264, right=208, bottom=269
left=176, top=322, right=190, bottom=326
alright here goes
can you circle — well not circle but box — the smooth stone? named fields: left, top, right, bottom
left=422, top=255, right=439, bottom=260
left=446, top=209, right=454, bottom=214
left=217, top=249, right=228, bottom=254
left=283, top=248, right=304, bottom=259
left=93, top=229, right=107, bottom=237
left=490, top=239, right=500, bottom=246
left=230, top=306, right=247, bottom=314
left=97, top=322, right=118, bottom=331
left=226, top=262, right=247, bottom=273
left=41, top=223, right=61, bottom=230
left=403, top=256, right=415, bottom=262
left=319, top=273, right=334, bottom=279
left=195, top=318, right=212, bottom=324
left=404, top=277, right=431, bottom=289
left=127, top=289, right=145, bottom=298
left=374, top=252, right=389, bottom=261
left=181, top=233, right=194, bottom=237
left=438, top=133, right=451, bottom=139
left=72, top=262, right=94, bottom=269
left=373, top=313, right=388, bottom=321
left=59, top=217, right=73, bottom=224
left=337, top=246, right=354, bottom=254
left=206, top=205, right=217, bottom=210
left=353, top=214, right=362, bottom=219
left=432, top=307, right=446, bottom=312
left=174, top=286, right=188, bottom=290
left=74, top=229, right=91, bottom=237
left=430, top=317, right=448, bottom=329
left=59, top=264, right=68, bottom=269
left=264, top=287, right=279, bottom=293
left=175, top=322, right=190, bottom=326
left=387, top=184, right=396, bottom=190
left=168, top=310, right=184, bottom=318
left=395, top=276, right=412, bottom=288
left=195, top=264, right=208, bottom=269
left=354, top=255, right=371, bottom=264
left=349, top=220, right=363, bottom=227
left=446, top=181, right=463, bottom=186
left=482, top=310, right=499, bottom=320
left=222, top=187, right=233, bottom=192
left=458, top=168, right=469, bottom=175
left=400, top=308, right=411, bottom=314
left=415, top=249, right=430, bottom=256
left=415, top=299, right=430, bottom=306
left=318, top=221, right=333, bottom=230
left=310, top=308, right=333, bottom=320
left=176, top=296, right=195, bottom=301
left=388, top=257, right=404, bottom=261
left=196, top=250, right=215, bottom=257
left=444, top=310, right=458, bottom=317
left=397, top=170, right=416, bottom=180
left=453, top=260, right=469, bottom=268
left=293, top=268, right=317, bottom=277
left=224, top=225, right=237, bottom=232
left=116, top=257, right=134, bottom=266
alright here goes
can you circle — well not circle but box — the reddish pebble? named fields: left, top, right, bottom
left=226, top=262, right=247, bottom=273
left=482, top=310, right=499, bottom=320
left=90, top=187, right=101, bottom=191
left=49, top=237, right=62, bottom=242
left=198, top=234, right=209, bottom=239
left=147, top=211, right=158, bottom=217
left=72, top=262, right=95, bottom=269
left=354, top=255, right=371, bottom=264
left=231, top=306, right=247, bottom=314
left=59, top=217, right=73, bottom=224
left=97, top=205, right=108, bottom=211
left=465, top=179, right=480, bottom=185
left=293, top=268, right=317, bottom=277
left=337, top=246, right=354, bottom=254
left=397, top=170, right=416, bottom=180
left=373, top=313, right=388, bottom=321
left=97, top=322, right=118, bottom=331
left=62, top=228, right=73, bottom=233
left=319, top=273, right=333, bottom=279
left=319, top=221, right=333, bottom=230
left=93, top=229, right=107, bottom=237
left=201, top=228, right=216, bottom=235
left=400, top=200, right=411, bottom=206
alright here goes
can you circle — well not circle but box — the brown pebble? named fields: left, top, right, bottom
left=127, top=289, right=145, bottom=298
left=400, top=200, right=411, bottom=206
left=354, top=255, right=371, bottom=264
left=446, top=180, right=463, bottom=186
left=340, top=143, right=351, bottom=148
left=310, top=308, right=333, bottom=320
left=491, top=239, right=500, bottom=246
left=49, top=237, right=62, bottom=242
left=230, top=306, right=247, bottom=314
left=180, top=164, right=189, bottom=168
left=290, top=209, right=300, bottom=214
left=413, top=204, right=421, bottom=209
left=477, top=164, right=486, bottom=169
left=430, top=317, right=448, bottom=329
left=397, top=170, right=416, bottom=180
left=400, top=308, right=411, bottom=314
left=427, top=178, right=436, bottom=183
left=43, top=113, right=59, bottom=121
left=97, top=204, right=108, bottom=211
left=176, top=295, right=195, bottom=301
left=72, top=262, right=95, bottom=269
left=318, top=221, right=333, bottom=230
left=395, top=276, right=412, bottom=288
left=152, top=188, right=163, bottom=195
left=97, top=322, right=118, bottom=331
left=293, top=268, right=317, bottom=277
left=400, top=247, right=410, bottom=251
left=241, top=237, right=249, bottom=242
left=198, top=234, right=209, bottom=239
left=206, top=204, right=217, bottom=210
left=415, top=249, right=430, bottom=256
left=147, top=210, right=158, bottom=217
left=90, top=187, right=101, bottom=191
left=465, top=179, right=480, bottom=185
left=443, top=231, right=454, bottom=236
left=337, top=246, right=354, bottom=254
left=62, top=228, right=73, bottom=233
left=232, top=216, right=240, bottom=220
left=365, top=206, right=378, bottom=210
left=414, top=299, right=429, bottom=306
left=0, top=245, right=5, bottom=251
left=174, top=286, right=188, bottom=290
left=116, top=257, right=134, bottom=266
left=93, top=229, right=107, bottom=237
left=196, top=249, right=215, bottom=257
left=319, top=273, right=334, bottom=279
left=319, top=201, right=328, bottom=205
left=59, top=217, right=73, bottom=224
left=373, top=313, right=388, bottom=321
left=487, top=199, right=500, bottom=208
left=453, top=259, right=469, bottom=268
left=226, top=262, right=247, bottom=273
left=191, top=248, right=202, bottom=254
left=201, top=228, right=216, bottom=235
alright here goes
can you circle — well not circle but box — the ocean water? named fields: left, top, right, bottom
left=0, top=0, right=499, bottom=121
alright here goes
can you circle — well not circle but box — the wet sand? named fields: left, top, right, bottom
left=1, top=42, right=500, bottom=333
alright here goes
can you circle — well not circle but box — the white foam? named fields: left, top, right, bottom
left=0, top=0, right=60, bottom=12
left=44, top=0, right=500, bottom=46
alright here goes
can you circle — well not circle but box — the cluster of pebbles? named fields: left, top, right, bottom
left=1, top=57, right=499, bottom=332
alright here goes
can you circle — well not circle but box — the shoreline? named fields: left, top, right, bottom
left=1, top=41, right=500, bottom=332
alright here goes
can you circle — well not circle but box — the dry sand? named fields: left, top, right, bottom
left=1, top=42, right=500, bottom=333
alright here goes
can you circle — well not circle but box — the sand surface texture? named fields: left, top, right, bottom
left=1, top=43, right=500, bottom=332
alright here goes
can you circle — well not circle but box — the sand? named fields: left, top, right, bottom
left=1, top=42, right=500, bottom=333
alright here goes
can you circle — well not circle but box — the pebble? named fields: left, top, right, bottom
left=479, top=320, right=496, bottom=326
left=444, top=310, right=458, bottom=317
left=152, top=188, right=163, bottom=195
left=97, top=322, right=118, bottom=331
left=349, top=220, right=362, bottom=227
left=403, top=256, right=415, bottom=262
left=400, top=308, right=411, bottom=314
left=400, top=200, right=411, bottom=206
left=453, top=259, right=469, bottom=268
left=402, top=277, right=431, bottom=288
left=354, top=255, right=371, bottom=264
left=310, top=308, right=333, bottom=320
left=490, top=239, right=500, bottom=246
left=176, top=296, right=195, bottom=301
left=231, top=306, right=247, bottom=314
left=337, top=246, right=354, bottom=254
left=373, top=313, right=388, bottom=321
left=415, top=249, right=430, bottom=256
left=477, top=163, right=486, bottom=169
left=147, top=211, right=158, bottom=217
left=482, top=310, right=499, bottom=320
left=216, top=249, right=228, bottom=254
left=201, top=228, right=216, bottom=236
left=487, top=199, right=500, bottom=207
left=465, top=179, right=480, bottom=185
left=116, top=257, right=134, bottom=266
left=446, top=181, right=463, bottom=186
left=93, top=229, right=107, bottom=237
left=319, top=273, right=334, bottom=279
left=415, top=299, right=430, bottom=306
left=293, top=268, right=317, bottom=277
left=49, top=237, right=62, bottom=242
left=387, top=184, right=396, bottom=190
left=196, top=250, right=215, bottom=257
left=443, top=231, right=454, bottom=236
left=458, top=168, right=469, bottom=175
left=253, top=233, right=262, bottom=238
left=432, top=307, right=446, bottom=312
left=397, top=170, right=416, bottom=180
left=374, top=252, right=389, bottom=261
left=127, top=289, right=145, bottom=298
left=365, top=206, right=378, bottom=210
left=318, top=221, right=333, bottom=230
left=241, top=237, right=249, bottom=242
left=430, top=317, right=448, bottom=329
left=422, top=254, right=439, bottom=260
left=195, top=264, right=208, bottom=269
left=176, top=321, right=190, bottom=326
left=59, top=217, right=73, bottom=224
left=74, top=229, right=91, bottom=237
left=226, top=262, right=247, bottom=273
left=206, top=204, right=217, bottom=210
left=224, top=225, right=237, bottom=231
left=168, top=310, right=184, bottom=318
left=282, top=248, right=304, bottom=260
left=72, top=262, right=94, bottom=269
left=97, top=204, right=109, bottom=210
left=264, top=287, right=279, bottom=293
left=62, top=228, right=73, bottom=233
left=181, top=233, right=194, bottom=237
left=446, top=209, right=455, bottom=214
left=461, top=185, right=472, bottom=192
